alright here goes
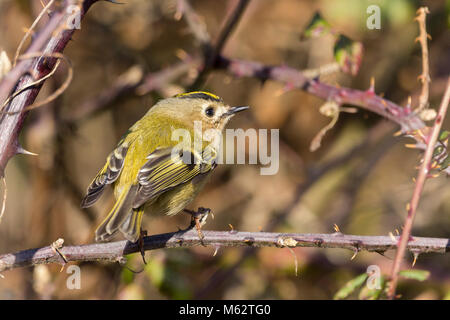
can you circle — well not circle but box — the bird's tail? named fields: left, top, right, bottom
left=95, top=184, right=142, bottom=242
left=119, top=207, right=144, bottom=242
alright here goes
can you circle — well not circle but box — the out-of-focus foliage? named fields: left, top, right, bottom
left=0, top=0, right=449, bottom=299
left=334, top=269, right=430, bottom=300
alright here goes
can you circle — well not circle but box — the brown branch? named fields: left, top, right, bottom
left=0, top=229, right=448, bottom=272
left=415, top=7, right=431, bottom=112
left=65, top=57, right=200, bottom=123
left=211, top=0, right=250, bottom=61
left=216, top=56, right=426, bottom=132
left=176, top=0, right=211, bottom=46
left=0, top=0, right=100, bottom=176
left=136, top=57, right=200, bottom=96
left=189, top=0, right=251, bottom=89
left=12, top=0, right=56, bottom=67
left=387, top=77, right=450, bottom=299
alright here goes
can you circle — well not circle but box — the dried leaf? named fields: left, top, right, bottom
left=310, top=101, right=340, bottom=152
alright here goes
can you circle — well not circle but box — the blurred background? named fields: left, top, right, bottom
left=0, top=0, right=449, bottom=299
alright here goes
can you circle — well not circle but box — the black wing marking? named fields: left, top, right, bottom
left=81, top=144, right=128, bottom=208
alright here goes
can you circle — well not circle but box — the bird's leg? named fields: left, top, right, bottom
left=183, top=207, right=211, bottom=243
left=138, top=228, right=148, bottom=264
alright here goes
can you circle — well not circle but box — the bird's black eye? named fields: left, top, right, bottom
left=205, top=106, right=215, bottom=117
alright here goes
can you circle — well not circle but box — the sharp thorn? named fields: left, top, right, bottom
left=406, top=96, right=412, bottom=109
left=16, top=146, right=38, bottom=156
left=412, top=252, right=419, bottom=267
left=368, top=76, right=375, bottom=92
left=350, top=249, right=358, bottom=260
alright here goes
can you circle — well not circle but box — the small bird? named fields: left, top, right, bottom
left=81, top=91, right=248, bottom=243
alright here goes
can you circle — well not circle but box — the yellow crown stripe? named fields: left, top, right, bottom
left=175, top=91, right=222, bottom=101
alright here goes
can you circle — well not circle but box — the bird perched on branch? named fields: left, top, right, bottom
left=81, top=91, right=248, bottom=245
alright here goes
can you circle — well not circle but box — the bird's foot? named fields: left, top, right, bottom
left=138, top=229, right=148, bottom=264
left=183, top=207, right=211, bottom=245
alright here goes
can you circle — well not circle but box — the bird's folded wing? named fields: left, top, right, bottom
left=132, top=147, right=216, bottom=209
left=81, top=144, right=128, bottom=208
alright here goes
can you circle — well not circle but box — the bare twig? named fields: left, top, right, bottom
left=387, top=77, right=450, bottom=299
left=216, top=56, right=426, bottom=133
left=2, top=52, right=73, bottom=114
left=302, top=62, right=341, bottom=79
left=136, top=57, right=200, bottom=96
left=12, top=0, right=56, bottom=67
left=189, top=0, right=251, bottom=89
left=0, top=229, right=448, bottom=272
left=176, top=0, right=211, bottom=46
left=66, top=58, right=200, bottom=123
left=415, top=7, right=431, bottom=112
left=211, top=0, right=250, bottom=61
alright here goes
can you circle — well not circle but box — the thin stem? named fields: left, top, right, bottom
left=212, top=0, right=250, bottom=59
left=415, top=7, right=430, bottom=111
left=189, top=0, right=251, bottom=89
left=387, top=77, right=450, bottom=299
left=177, top=0, right=211, bottom=46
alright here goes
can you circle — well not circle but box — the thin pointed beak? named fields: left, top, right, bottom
left=223, top=105, right=249, bottom=117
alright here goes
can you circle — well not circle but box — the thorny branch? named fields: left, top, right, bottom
left=215, top=56, right=426, bottom=132
left=176, top=0, right=211, bottom=46
left=0, top=229, right=448, bottom=272
left=386, top=7, right=448, bottom=299
left=415, top=7, right=431, bottom=112
left=387, top=78, right=450, bottom=299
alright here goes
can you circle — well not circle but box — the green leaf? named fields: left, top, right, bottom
left=439, top=130, right=450, bottom=141
left=398, top=269, right=430, bottom=282
left=440, top=156, right=450, bottom=170
left=334, top=35, right=364, bottom=76
left=334, top=273, right=368, bottom=300
left=303, top=12, right=334, bottom=39
left=358, top=275, right=386, bottom=300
